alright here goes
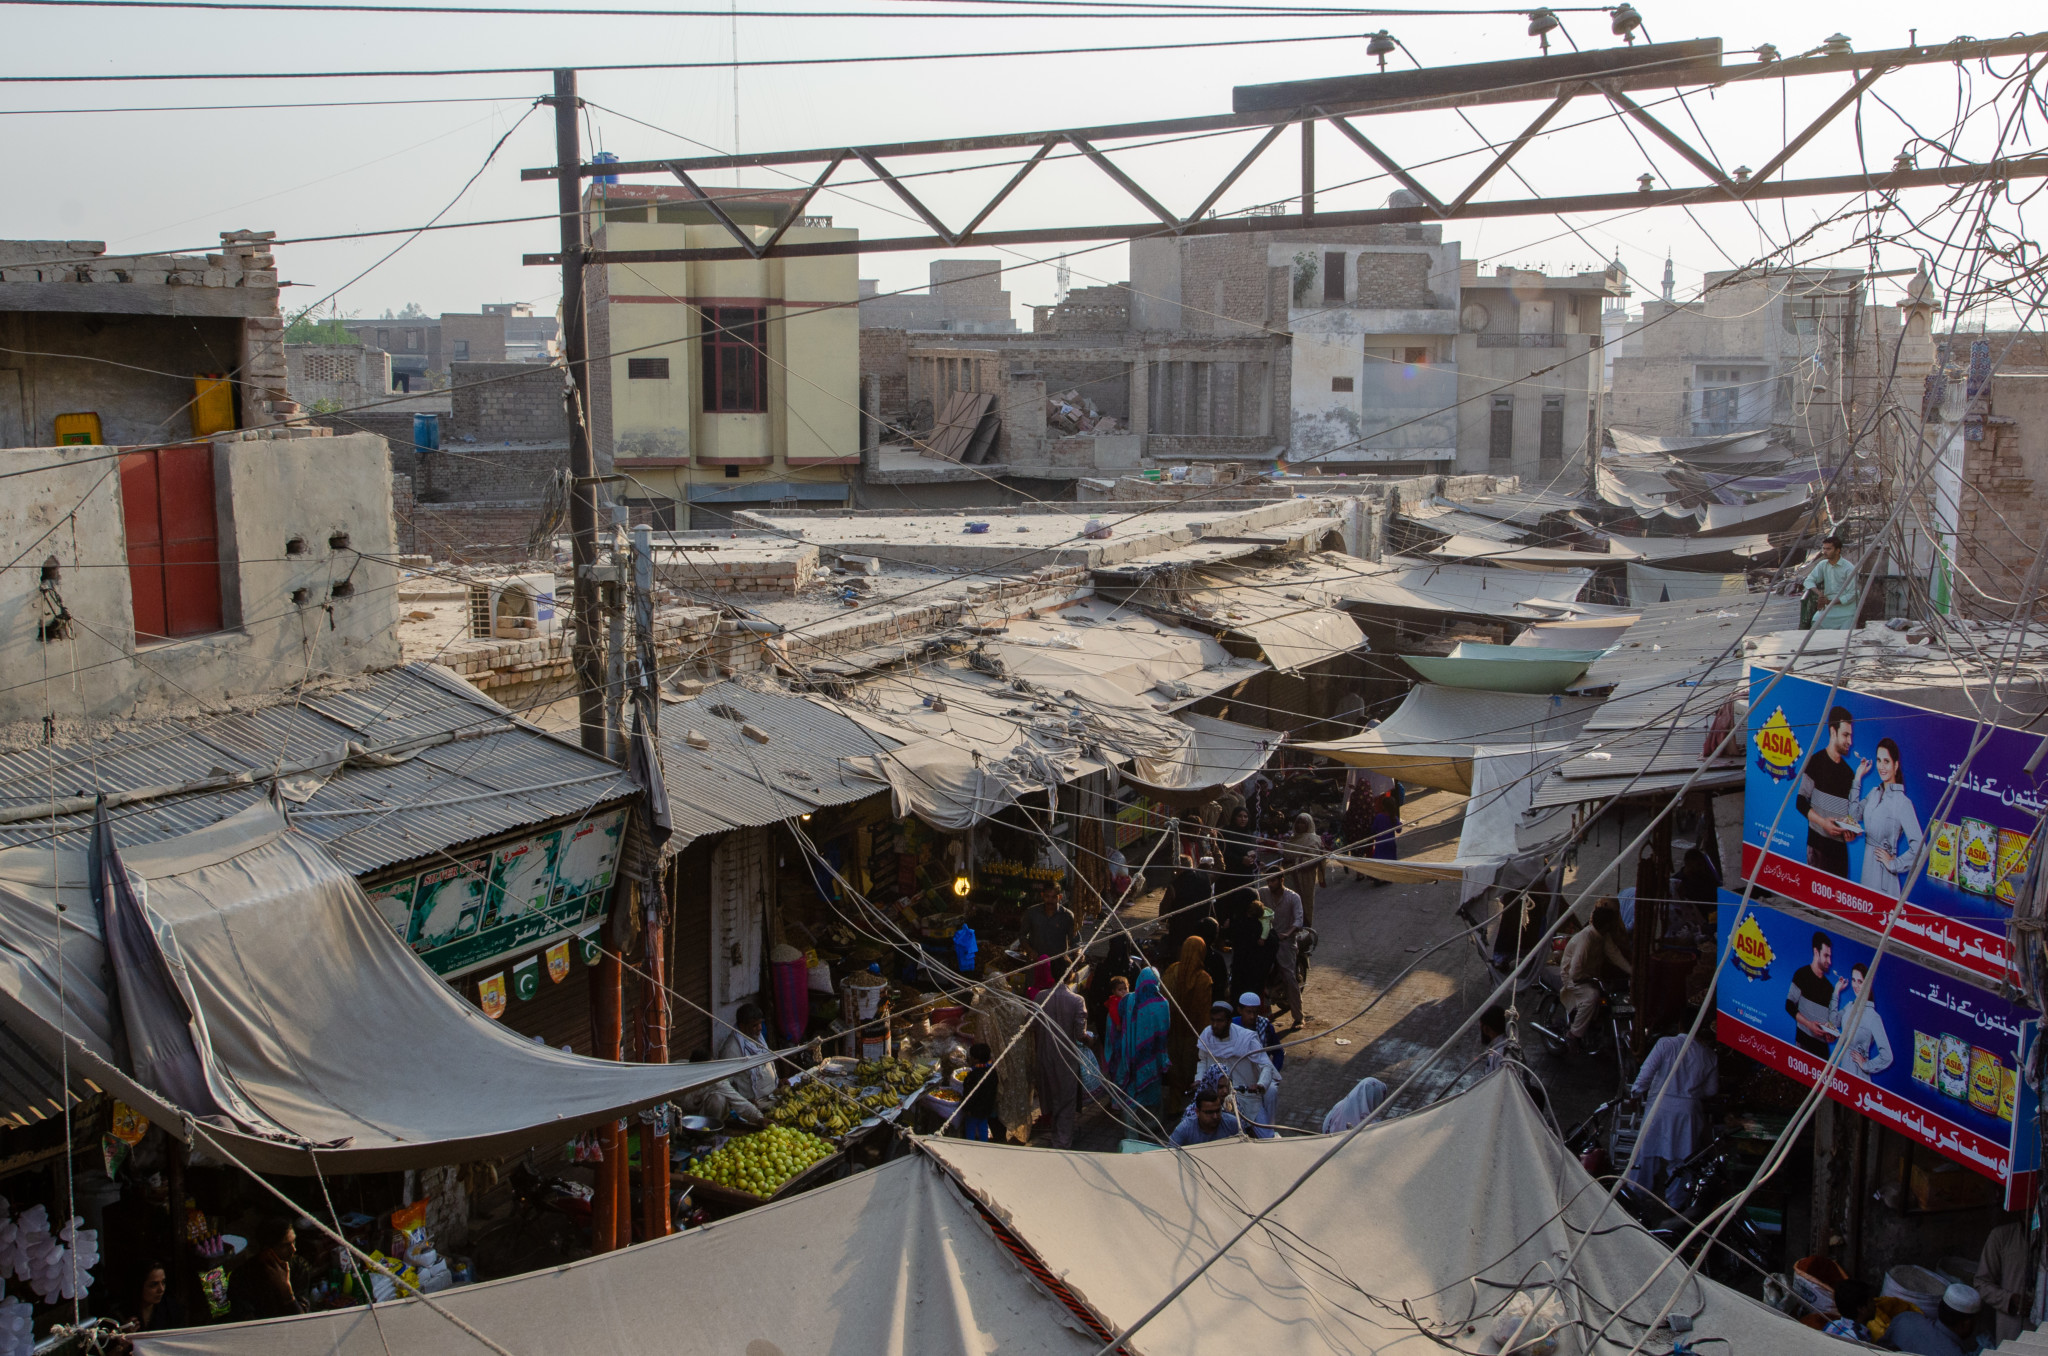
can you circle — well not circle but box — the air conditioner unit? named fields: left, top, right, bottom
left=467, top=573, right=559, bottom=641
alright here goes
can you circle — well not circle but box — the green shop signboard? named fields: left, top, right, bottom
left=365, top=810, right=627, bottom=978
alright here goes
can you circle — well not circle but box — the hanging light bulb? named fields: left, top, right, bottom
left=1610, top=3, right=1642, bottom=44
left=1366, top=29, right=1397, bottom=71
left=1527, top=8, right=1560, bottom=54
left=952, top=874, right=972, bottom=898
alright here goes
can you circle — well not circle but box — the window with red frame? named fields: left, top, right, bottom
left=700, top=306, right=768, bottom=413
left=119, top=443, right=224, bottom=641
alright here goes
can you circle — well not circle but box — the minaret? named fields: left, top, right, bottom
left=1661, top=253, right=1675, bottom=303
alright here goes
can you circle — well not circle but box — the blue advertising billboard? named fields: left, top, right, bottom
left=1743, top=667, right=2045, bottom=980
left=1716, top=898, right=2040, bottom=1204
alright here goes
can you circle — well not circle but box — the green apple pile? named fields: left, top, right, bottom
left=687, top=1126, right=834, bottom=1197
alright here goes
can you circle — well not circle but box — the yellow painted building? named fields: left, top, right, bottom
left=586, top=186, right=861, bottom=526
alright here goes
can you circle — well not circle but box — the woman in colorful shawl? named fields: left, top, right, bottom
left=1163, top=935, right=1214, bottom=1093
left=1370, top=791, right=1400, bottom=860
left=1115, top=968, right=1171, bottom=1114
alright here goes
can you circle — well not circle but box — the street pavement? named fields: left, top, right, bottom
left=1057, top=787, right=1624, bottom=1150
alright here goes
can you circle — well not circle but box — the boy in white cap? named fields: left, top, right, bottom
left=1196, top=1001, right=1278, bottom=1134
left=1887, top=1282, right=1982, bottom=1356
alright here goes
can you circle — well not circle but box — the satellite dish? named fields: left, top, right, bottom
left=1461, top=303, right=1491, bottom=332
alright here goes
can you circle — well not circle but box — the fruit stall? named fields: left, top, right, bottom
left=674, top=1056, right=938, bottom=1219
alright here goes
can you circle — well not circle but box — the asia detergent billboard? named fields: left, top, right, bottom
left=1743, top=667, right=2046, bottom=979
left=1716, top=898, right=2040, bottom=1204
left=364, top=809, right=626, bottom=978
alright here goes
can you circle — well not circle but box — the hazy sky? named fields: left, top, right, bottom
left=2, top=0, right=2034, bottom=326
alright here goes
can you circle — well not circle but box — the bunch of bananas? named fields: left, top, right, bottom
left=852, top=1057, right=936, bottom=1097
left=761, top=1080, right=863, bottom=1136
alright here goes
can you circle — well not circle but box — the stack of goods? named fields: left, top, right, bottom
left=684, top=1127, right=835, bottom=1199
left=0, top=1201, right=96, bottom=1304
left=0, top=1285, right=27, bottom=1356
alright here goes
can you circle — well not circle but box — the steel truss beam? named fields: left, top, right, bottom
left=522, top=32, right=2048, bottom=267
left=528, top=158, right=2048, bottom=266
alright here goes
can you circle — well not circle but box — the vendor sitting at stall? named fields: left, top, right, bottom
left=1020, top=884, right=1078, bottom=962
left=233, top=1217, right=306, bottom=1321
left=676, top=1048, right=766, bottom=1126
left=716, top=1003, right=780, bottom=1104
left=116, top=1261, right=186, bottom=1335
left=1168, top=1072, right=1267, bottom=1146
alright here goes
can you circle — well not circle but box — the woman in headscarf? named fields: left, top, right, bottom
left=1115, top=968, right=1171, bottom=1114
left=1370, top=792, right=1400, bottom=861
left=1163, top=935, right=1214, bottom=1092
left=1285, top=812, right=1323, bottom=928
left=971, top=970, right=1037, bottom=1142
left=1321, top=1076, right=1390, bottom=1134
left=1192, top=914, right=1231, bottom=997
left=1218, top=806, right=1260, bottom=917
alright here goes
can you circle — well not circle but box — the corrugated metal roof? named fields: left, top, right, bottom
left=656, top=681, right=894, bottom=844
left=0, top=665, right=633, bottom=876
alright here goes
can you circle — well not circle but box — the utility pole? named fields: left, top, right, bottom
left=547, top=65, right=628, bottom=1254
left=548, top=67, right=608, bottom=758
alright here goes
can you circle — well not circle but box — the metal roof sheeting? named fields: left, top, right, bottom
left=0, top=664, right=633, bottom=877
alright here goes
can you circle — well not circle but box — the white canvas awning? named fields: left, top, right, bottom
left=925, top=1072, right=1847, bottom=1356
left=1124, top=713, right=1281, bottom=809
left=135, top=1155, right=1098, bottom=1356
left=0, top=805, right=768, bottom=1174
left=1425, top=535, right=1618, bottom=572
left=1295, top=686, right=1600, bottom=793
left=1626, top=563, right=1751, bottom=607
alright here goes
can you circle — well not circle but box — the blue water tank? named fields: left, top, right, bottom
left=592, top=151, right=619, bottom=186
left=412, top=412, right=440, bottom=453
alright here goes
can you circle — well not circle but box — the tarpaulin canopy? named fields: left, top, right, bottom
left=658, top=681, right=898, bottom=852
left=927, top=1071, right=1845, bottom=1356
left=1626, top=563, right=1750, bottom=607
left=1512, top=615, right=1639, bottom=650
left=1400, top=646, right=1596, bottom=694
left=1698, top=487, right=1815, bottom=536
left=136, top=1155, right=1098, bottom=1356
left=1454, top=743, right=1574, bottom=901
left=0, top=805, right=768, bottom=1174
left=1295, top=686, right=1600, bottom=793
left=1424, top=535, right=1618, bottom=572
left=1606, top=533, right=1773, bottom=570
left=1321, top=555, right=1603, bottom=622
left=976, top=599, right=1266, bottom=709
left=1177, top=574, right=1368, bottom=674
left=1124, top=713, right=1281, bottom=809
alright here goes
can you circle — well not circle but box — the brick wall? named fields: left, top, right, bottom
left=449, top=361, right=569, bottom=442
left=407, top=500, right=552, bottom=565
left=1356, top=251, right=1436, bottom=308
left=860, top=327, right=910, bottom=427
left=310, top=410, right=426, bottom=458
left=1032, top=284, right=1130, bottom=335
left=1953, top=376, right=2048, bottom=618
left=1147, top=434, right=1274, bottom=458
left=416, top=445, right=567, bottom=504
left=392, top=471, right=417, bottom=554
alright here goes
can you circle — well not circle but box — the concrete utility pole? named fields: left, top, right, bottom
left=547, top=67, right=608, bottom=758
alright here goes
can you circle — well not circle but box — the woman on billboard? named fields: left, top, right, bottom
left=1852, top=737, right=1923, bottom=899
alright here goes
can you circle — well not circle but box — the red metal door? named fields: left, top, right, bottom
left=119, top=444, right=221, bottom=641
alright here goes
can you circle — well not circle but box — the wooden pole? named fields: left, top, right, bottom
left=640, top=880, right=673, bottom=1239
left=546, top=66, right=608, bottom=758
left=591, top=936, right=624, bottom=1251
